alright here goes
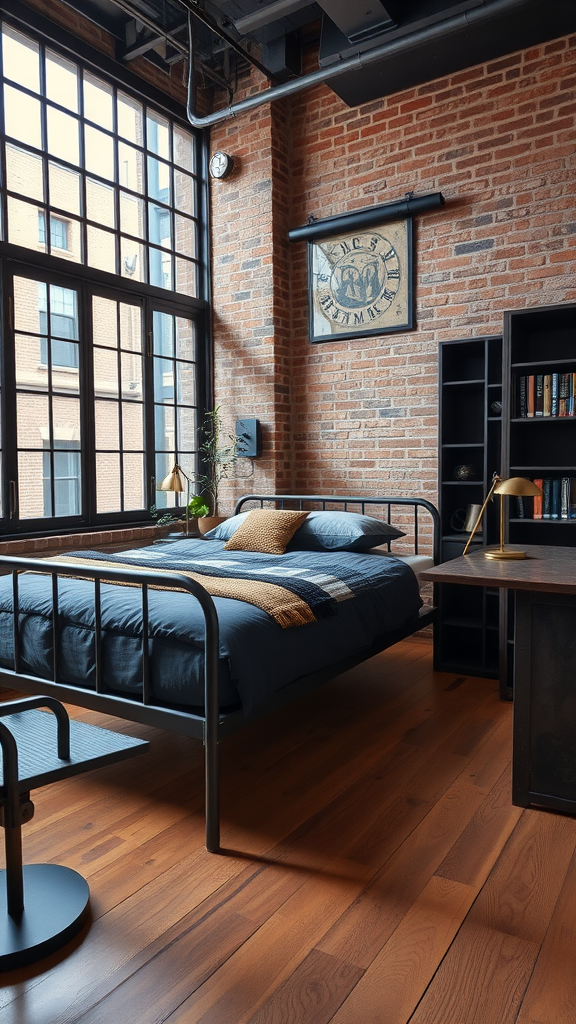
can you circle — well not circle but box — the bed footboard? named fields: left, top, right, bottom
left=0, top=557, right=222, bottom=853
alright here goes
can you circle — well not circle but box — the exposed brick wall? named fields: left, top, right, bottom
left=210, top=35, right=576, bottom=540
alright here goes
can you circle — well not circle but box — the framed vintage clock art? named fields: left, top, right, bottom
left=308, top=216, right=414, bottom=343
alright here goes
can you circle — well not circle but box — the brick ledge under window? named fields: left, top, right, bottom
left=0, top=524, right=178, bottom=557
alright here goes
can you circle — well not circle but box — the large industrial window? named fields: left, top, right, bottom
left=0, top=17, right=207, bottom=533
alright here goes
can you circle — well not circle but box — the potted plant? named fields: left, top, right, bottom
left=192, top=407, right=244, bottom=535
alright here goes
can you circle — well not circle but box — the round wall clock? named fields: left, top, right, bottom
left=209, top=151, right=234, bottom=179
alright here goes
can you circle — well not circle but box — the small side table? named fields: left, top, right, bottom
left=0, top=696, right=149, bottom=970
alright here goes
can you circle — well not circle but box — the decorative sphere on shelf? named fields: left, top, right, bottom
left=491, top=400, right=502, bottom=415
left=453, top=464, right=477, bottom=481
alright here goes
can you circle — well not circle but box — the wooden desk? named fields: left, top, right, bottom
left=422, top=546, right=576, bottom=814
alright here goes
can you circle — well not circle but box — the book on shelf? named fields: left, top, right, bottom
left=517, top=478, right=576, bottom=520
left=543, top=374, right=552, bottom=416
left=551, top=478, right=561, bottom=519
left=551, top=372, right=559, bottom=416
left=542, top=478, right=552, bottom=519
left=517, top=371, right=575, bottom=418
left=561, top=477, right=570, bottom=519
left=527, top=375, right=535, bottom=418
left=535, top=374, right=544, bottom=415
left=533, top=478, right=543, bottom=519
left=559, top=372, right=571, bottom=417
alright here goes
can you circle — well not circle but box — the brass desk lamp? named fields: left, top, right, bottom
left=159, top=463, right=191, bottom=535
left=463, top=474, right=543, bottom=559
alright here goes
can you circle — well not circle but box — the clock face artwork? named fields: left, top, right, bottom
left=309, top=217, right=412, bottom=340
left=209, top=151, right=233, bottom=179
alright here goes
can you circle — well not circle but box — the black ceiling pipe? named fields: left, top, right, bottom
left=288, top=192, right=445, bottom=243
left=184, top=0, right=553, bottom=129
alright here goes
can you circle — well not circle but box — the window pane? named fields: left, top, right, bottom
left=95, top=400, right=119, bottom=448
left=120, top=190, right=144, bottom=238
left=123, top=452, right=144, bottom=510
left=119, top=303, right=142, bottom=352
left=49, top=162, right=81, bottom=215
left=17, top=393, right=48, bottom=448
left=49, top=285, right=78, bottom=339
left=94, top=348, right=119, bottom=398
left=149, top=248, right=173, bottom=291
left=96, top=452, right=120, bottom=512
left=174, top=214, right=196, bottom=257
left=177, top=367, right=197, bottom=414
left=14, top=277, right=45, bottom=333
left=146, top=111, right=170, bottom=159
left=118, top=141, right=144, bottom=193
left=174, top=169, right=194, bottom=216
left=87, top=224, right=116, bottom=273
left=18, top=452, right=45, bottom=518
left=154, top=358, right=174, bottom=401
left=117, top=92, right=143, bottom=144
left=92, top=296, right=118, bottom=348
left=147, top=156, right=171, bottom=204
left=173, top=125, right=195, bottom=172
left=175, top=257, right=198, bottom=298
left=46, top=50, right=79, bottom=112
left=152, top=311, right=174, bottom=356
left=83, top=72, right=113, bottom=129
left=47, top=107, right=79, bottom=165
left=6, top=144, right=44, bottom=201
left=52, top=396, right=80, bottom=439
left=4, top=86, right=42, bottom=148
left=121, top=351, right=143, bottom=397
left=86, top=177, right=115, bottom=228
left=177, top=407, right=196, bottom=451
left=122, top=402, right=144, bottom=448
left=15, top=334, right=44, bottom=386
left=51, top=342, right=79, bottom=381
left=49, top=447, right=81, bottom=517
left=155, top=404, right=173, bottom=451
left=85, top=125, right=114, bottom=181
left=175, top=317, right=195, bottom=361
left=120, top=237, right=144, bottom=282
left=148, top=202, right=171, bottom=249
left=8, top=196, right=46, bottom=251
left=2, top=26, right=40, bottom=92
left=155, top=452, right=176, bottom=507
left=176, top=362, right=196, bottom=405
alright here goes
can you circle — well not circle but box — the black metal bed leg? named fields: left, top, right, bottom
left=4, top=820, right=24, bottom=919
left=204, top=726, right=220, bottom=853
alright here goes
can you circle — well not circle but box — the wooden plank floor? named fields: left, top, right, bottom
left=2, top=639, right=576, bottom=1023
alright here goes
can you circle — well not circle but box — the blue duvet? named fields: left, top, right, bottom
left=0, top=539, right=422, bottom=715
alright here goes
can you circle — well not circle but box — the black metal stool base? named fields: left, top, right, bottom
left=0, top=864, right=90, bottom=970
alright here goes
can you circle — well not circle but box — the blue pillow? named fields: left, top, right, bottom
left=288, top=510, right=405, bottom=552
left=203, top=511, right=250, bottom=540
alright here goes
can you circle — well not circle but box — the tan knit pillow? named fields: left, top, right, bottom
left=223, top=509, right=310, bottom=554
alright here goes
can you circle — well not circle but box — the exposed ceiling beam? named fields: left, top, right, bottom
left=234, top=0, right=312, bottom=36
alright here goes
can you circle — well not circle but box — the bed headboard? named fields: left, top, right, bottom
left=233, top=494, right=440, bottom=564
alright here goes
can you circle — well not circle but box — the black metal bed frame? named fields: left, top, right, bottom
left=0, top=494, right=439, bottom=853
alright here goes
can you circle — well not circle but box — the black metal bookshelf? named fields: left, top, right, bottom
left=437, top=335, right=502, bottom=679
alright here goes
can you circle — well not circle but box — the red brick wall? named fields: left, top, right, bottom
left=210, top=35, right=576, bottom=531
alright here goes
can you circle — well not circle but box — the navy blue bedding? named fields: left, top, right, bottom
left=0, top=538, right=422, bottom=715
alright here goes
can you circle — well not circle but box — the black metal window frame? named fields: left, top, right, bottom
left=3, top=259, right=209, bottom=533
left=0, top=4, right=212, bottom=536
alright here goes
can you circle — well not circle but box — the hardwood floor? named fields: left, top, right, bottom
left=1, top=639, right=576, bottom=1023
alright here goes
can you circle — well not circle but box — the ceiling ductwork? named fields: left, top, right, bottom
left=58, top=1, right=576, bottom=122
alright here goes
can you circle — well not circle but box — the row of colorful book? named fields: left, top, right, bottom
left=514, top=478, right=576, bottom=519
left=517, top=372, right=576, bottom=418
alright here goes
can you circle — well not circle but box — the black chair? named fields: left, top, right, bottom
left=0, top=696, right=149, bottom=969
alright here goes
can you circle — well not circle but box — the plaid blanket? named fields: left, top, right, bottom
left=48, top=542, right=388, bottom=629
